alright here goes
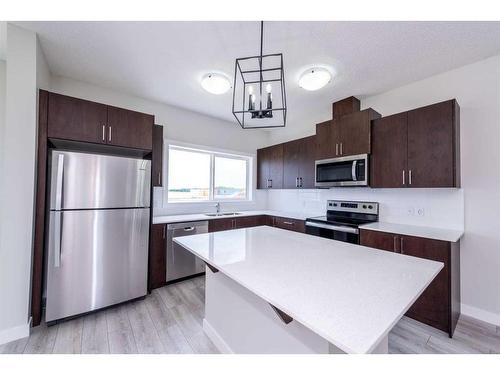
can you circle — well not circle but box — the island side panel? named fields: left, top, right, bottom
left=203, top=268, right=333, bottom=354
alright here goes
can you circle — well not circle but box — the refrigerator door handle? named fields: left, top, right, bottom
left=54, top=153, right=65, bottom=210
left=53, top=212, right=62, bottom=268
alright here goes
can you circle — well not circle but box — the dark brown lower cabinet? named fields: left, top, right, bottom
left=208, top=218, right=236, bottom=232
left=209, top=215, right=268, bottom=232
left=360, top=229, right=460, bottom=337
left=149, top=224, right=166, bottom=290
left=272, top=216, right=306, bottom=233
left=234, top=215, right=267, bottom=229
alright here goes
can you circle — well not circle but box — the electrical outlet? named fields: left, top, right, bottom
left=417, top=208, right=425, bottom=216
left=407, top=207, right=415, bottom=216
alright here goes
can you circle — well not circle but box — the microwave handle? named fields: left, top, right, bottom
left=352, top=160, right=357, bottom=181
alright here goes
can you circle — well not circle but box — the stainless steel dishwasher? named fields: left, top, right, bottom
left=166, top=221, right=208, bottom=282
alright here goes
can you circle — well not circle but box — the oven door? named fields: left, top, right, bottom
left=305, top=221, right=360, bottom=244
left=315, top=154, right=368, bottom=187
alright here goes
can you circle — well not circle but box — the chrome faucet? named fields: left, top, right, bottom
left=215, top=202, right=221, bottom=214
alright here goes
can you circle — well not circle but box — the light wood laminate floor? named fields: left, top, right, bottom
left=1, top=276, right=499, bottom=354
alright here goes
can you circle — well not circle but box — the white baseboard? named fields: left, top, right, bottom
left=461, top=303, right=500, bottom=326
left=0, top=321, right=30, bottom=346
left=203, top=318, right=233, bottom=354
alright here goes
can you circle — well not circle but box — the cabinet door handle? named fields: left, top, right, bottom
left=108, top=126, right=112, bottom=142
left=409, top=170, right=412, bottom=185
left=102, top=125, right=106, bottom=142
left=393, top=236, right=398, bottom=252
left=400, top=237, right=404, bottom=254
left=162, top=225, right=166, bottom=239
left=269, top=179, right=272, bottom=188
left=340, top=143, right=343, bottom=155
left=402, top=170, right=406, bottom=186
left=335, top=143, right=339, bottom=156
left=295, top=177, right=299, bottom=188
left=283, top=221, right=294, bottom=225
left=299, top=177, right=303, bottom=187
left=158, top=172, right=161, bottom=185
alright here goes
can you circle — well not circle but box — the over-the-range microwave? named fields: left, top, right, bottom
left=315, top=154, right=368, bottom=187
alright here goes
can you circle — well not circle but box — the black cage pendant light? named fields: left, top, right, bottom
left=232, top=21, right=287, bottom=129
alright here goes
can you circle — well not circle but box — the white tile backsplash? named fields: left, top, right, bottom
left=267, top=188, right=464, bottom=230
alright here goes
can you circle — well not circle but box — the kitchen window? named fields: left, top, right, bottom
left=167, top=144, right=251, bottom=203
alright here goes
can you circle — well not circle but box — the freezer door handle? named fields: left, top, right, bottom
left=54, top=153, right=64, bottom=210
left=53, top=212, right=62, bottom=268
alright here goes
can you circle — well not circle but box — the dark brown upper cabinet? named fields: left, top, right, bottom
left=407, top=100, right=460, bottom=188
left=152, top=125, right=164, bottom=187
left=339, top=109, right=381, bottom=156
left=257, top=144, right=283, bottom=189
left=48, top=92, right=107, bottom=144
left=47, top=92, right=154, bottom=151
left=107, top=106, right=153, bottom=150
left=332, top=96, right=360, bottom=120
left=371, top=99, right=460, bottom=188
left=315, top=109, right=380, bottom=160
left=283, top=136, right=316, bottom=189
left=370, top=112, right=408, bottom=188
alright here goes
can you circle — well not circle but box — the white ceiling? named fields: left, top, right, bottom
left=15, top=21, right=500, bottom=130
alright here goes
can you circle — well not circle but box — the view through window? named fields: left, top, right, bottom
left=167, top=145, right=249, bottom=202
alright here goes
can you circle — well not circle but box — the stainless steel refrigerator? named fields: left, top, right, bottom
left=45, top=150, right=151, bottom=323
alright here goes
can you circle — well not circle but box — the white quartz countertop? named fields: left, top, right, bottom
left=174, top=226, right=443, bottom=354
left=360, top=222, right=464, bottom=242
left=153, top=210, right=313, bottom=224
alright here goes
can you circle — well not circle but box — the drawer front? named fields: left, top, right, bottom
left=273, top=217, right=305, bottom=233
left=208, top=218, right=234, bottom=233
left=233, top=215, right=266, bottom=229
left=359, top=229, right=399, bottom=252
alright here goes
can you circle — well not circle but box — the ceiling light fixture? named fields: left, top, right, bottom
left=298, top=67, right=332, bottom=91
left=201, top=73, right=231, bottom=95
left=232, top=21, right=287, bottom=129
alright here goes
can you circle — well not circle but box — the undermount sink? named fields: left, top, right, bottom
left=205, top=212, right=242, bottom=217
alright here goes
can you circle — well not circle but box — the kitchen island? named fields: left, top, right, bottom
left=174, top=226, right=443, bottom=354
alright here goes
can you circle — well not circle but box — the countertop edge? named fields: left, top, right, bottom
left=152, top=210, right=315, bottom=224
left=359, top=222, right=464, bottom=243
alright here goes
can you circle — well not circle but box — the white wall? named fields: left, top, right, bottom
left=362, top=54, right=500, bottom=324
left=0, top=60, right=6, bottom=183
left=268, top=188, right=464, bottom=230
left=0, top=24, right=38, bottom=345
left=268, top=54, right=500, bottom=325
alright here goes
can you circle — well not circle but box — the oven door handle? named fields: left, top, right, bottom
left=352, top=160, right=357, bottom=181
left=305, top=221, right=359, bottom=234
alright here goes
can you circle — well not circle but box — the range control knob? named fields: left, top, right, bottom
left=368, top=205, right=373, bottom=209
left=362, top=205, right=367, bottom=209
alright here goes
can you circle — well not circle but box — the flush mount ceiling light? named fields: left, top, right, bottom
left=298, top=67, right=332, bottom=91
left=201, top=73, right=231, bottom=95
left=232, top=21, right=287, bottom=129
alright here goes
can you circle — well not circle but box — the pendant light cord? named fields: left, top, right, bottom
left=259, top=21, right=264, bottom=111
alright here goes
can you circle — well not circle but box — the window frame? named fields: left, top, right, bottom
left=164, top=141, right=253, bottom=204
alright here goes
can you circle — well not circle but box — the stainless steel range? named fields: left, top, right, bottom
left=305, top=200, right=379, bottom=244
